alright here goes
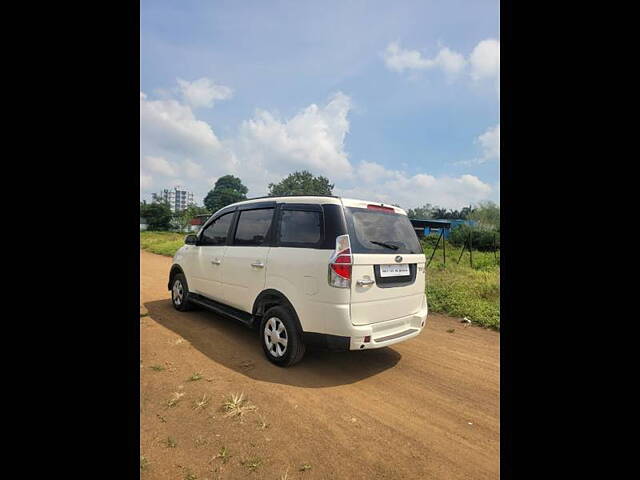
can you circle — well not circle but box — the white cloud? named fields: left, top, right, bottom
left=183, top=159, right=205, bottom=179
left=140, top=172, right=153, bottom=190
left=383, top=41, right=466, bottom=75
left=177, top=77, right=233, bottom=108
left=234, top=92, right=353, bottom=181
left=140, top=84, right=493, bottom=209
left=141, top=155, right=176, bottom=176
left=477, top=124, right=500, bottom=161
left=469, top=39, right=500, bottom=80
left=454, top=123, right=501, bottom=166
left=335, top=161, right=493, bottom=210
left=383, top=38, right=499, bottom=86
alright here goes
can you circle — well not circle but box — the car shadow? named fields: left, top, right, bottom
left=143, top=299, right=402, bottom=388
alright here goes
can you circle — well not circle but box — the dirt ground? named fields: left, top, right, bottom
left=140, top=250, right=499, bottom=480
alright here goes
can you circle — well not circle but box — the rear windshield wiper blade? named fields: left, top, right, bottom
left=369, top=240, right=399, bottom=250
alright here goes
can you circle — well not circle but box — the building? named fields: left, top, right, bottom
left=188, top=213, right=211, bottom=232
left=152, top=186, right=195, bottom=212
left=409, top=218, right=476, bottom=239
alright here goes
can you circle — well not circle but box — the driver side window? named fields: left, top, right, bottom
left=200, top=212, right=234, bottom=246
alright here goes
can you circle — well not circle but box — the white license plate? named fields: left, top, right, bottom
left=379, top=264, right=410, bottom=277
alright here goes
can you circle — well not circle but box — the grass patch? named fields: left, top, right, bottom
left=212, top=446, right=230, bottom=464
left=193, top=394, right=210, bottom=411
left=140, top=231, right=186, bottom=257
left=222, top=393, right=256, bottom=418
left=187, top=372, right=203, bottom=382
left=162, top=437, right=177, bottom=448
left=241, top=457, right=263, bottom=472
left=167, top=391, right=185, bottom=408
left=140, top=455, right=149, bottom=471
left=299, top=463, right=312, bottom=472
left=425, top=241, right=500, bottom=330
left=150, top=365, right=165, bottom=372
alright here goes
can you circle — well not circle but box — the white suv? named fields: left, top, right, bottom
left=169, top=196, right=428, bottom=366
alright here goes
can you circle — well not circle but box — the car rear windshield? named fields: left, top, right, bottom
left=344, top=207, right=422, bottom=254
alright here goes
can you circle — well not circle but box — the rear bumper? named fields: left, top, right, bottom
left=302, top=299, right=428, bottom=351
left=347, top=306, right=428, bottom=350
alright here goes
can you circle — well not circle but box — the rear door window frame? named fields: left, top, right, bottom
left=273, top=203, right=325, bottom=249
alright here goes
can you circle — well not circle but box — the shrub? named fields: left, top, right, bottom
left=448, top=224, right=499, bottom=251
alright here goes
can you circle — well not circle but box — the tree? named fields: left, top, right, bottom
left=140, top=200, right=173, bottom=230
left=175, top=204, right=210, bottom=231
left=203, top=175, right=248, bottom=213
left=268, top=170, right=334, bottom=197
left=468, top=201, right=500, bottom=230
left=406, top=204, right=434, bottom=219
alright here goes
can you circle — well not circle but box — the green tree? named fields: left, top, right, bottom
left=203, top=175, right=248, bottom=213
left=268, top=170, right=334, bottom=197
left=406, top=204, right=434, bottom=219
left=140, top=200, right=173, bottom=230
left=175, top=204, right=210, bottom=231
left=468, top=201, right=500, bottom=229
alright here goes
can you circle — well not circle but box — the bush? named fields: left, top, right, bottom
left=448, top=224, right=499, bottom=251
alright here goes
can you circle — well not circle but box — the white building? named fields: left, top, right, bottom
left=152, top=186, right=195, bottom=212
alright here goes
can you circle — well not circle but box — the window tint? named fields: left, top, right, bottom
left=279, top=210, right=322, bottom=245
left=345, top=208, right=422, bottom=254
left=234, top=209, right=274, bottom=246
left=200, top=212, right=233, bottom=245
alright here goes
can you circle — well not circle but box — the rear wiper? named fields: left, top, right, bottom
left=369, top=240, right=399, bottom=250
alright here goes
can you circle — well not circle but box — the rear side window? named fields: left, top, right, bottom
left=234, top=208, right=274, bottom=246
left=345, top=207, right=422, bottom=254
left=279, top=209, right=322, bottom=246
left=200, top=212, right=234, bottom=246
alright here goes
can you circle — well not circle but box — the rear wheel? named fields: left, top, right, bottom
left=171, top=273, right=193, bottom=311
left=260, top=306, right=305, bottom=367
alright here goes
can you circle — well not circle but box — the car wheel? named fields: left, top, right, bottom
left=260, top=305, right=305, bottom=367
left=171, top=273, right=193, bottom=311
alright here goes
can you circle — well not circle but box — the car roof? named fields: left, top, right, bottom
left=228, top=195, right=406, bottom=215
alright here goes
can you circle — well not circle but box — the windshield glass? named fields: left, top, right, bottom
left=345, top=207, right=422, bottom=254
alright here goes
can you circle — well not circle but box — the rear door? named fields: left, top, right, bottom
left=221, top=205, right=275, bottom=313
left=344, top=203, right=426, bottom=325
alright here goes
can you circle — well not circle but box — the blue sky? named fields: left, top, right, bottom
left=140, top=0, right=500, bottom=210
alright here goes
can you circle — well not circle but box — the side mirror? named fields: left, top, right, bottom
left=185, top=234, right=198, bottom=245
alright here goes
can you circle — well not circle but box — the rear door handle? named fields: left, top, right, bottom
left=251, top=261, right=265, bottom=268
left=211, top=259, right=221, bottom=265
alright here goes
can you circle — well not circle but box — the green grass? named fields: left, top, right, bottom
left=140, top=231, right=187, bottom=256
left=139, top=232, right=500, bottom=330
left=424, top=240, right=500, bottom=330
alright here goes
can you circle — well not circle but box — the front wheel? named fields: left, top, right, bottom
left=260, top=306, right=305, bottom=367
left=171, top=273, right=193, bottom=311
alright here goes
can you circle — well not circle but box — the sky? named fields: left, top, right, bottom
left=140, top=0, right=500, bottom=210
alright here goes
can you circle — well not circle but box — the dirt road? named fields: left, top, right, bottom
left=140, top=250, right=499, bottom=479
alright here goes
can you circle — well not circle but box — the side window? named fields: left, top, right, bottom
left=200, top=212, right=233, bottom=246
left=233, top=208, right=274, bottom=246
left=279, top=209, right=322, bottom=246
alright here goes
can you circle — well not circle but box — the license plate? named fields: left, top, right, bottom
left=379, top=264, right=410, bottom=277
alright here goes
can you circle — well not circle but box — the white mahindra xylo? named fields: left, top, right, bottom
left=169, top=196, right=428, bottom=366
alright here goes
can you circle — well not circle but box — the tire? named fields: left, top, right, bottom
left=171, top=273, right=193, bottom=311
left=260, top=305, right=306, bottom=367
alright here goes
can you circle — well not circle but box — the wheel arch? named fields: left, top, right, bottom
left=168, top=264, right=185, bottom=290
left=252, top=289, right=303, bottom=333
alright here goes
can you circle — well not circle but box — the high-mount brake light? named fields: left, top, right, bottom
left=328, top=234, right=352, bottom=288
left=367, top=204, right=395, bottom=212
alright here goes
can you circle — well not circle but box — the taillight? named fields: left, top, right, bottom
left=367, top=204, right=395, bottom=212
left=329, top=234, right=352, bottom=288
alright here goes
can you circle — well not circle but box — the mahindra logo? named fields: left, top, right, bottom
left=395, top=255, right=403, bottom=263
